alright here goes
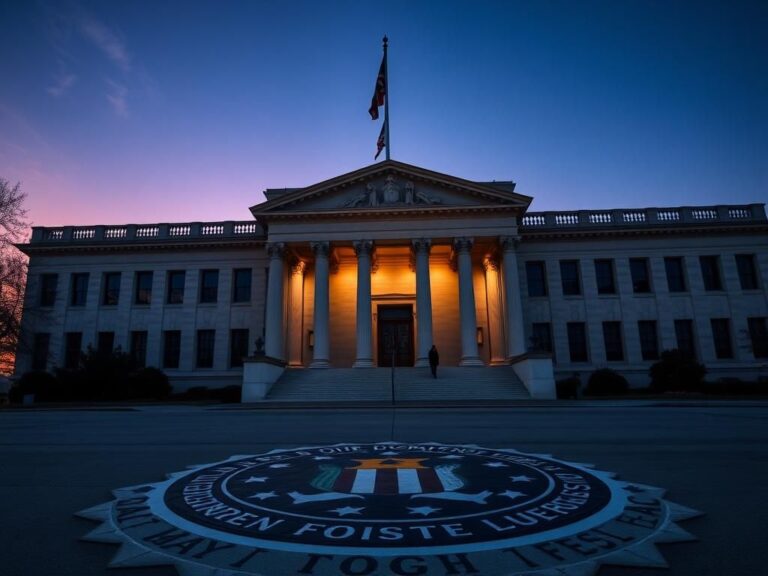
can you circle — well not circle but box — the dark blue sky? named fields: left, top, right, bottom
left=0, top=0, right=765, bottom=226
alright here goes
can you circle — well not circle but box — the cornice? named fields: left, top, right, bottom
left=520, top=223, right=768, bottom=241
left=19, top=238, right=266, bottom=256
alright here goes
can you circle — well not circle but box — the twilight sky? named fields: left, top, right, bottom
left=0, top=0, right=766, bottom=228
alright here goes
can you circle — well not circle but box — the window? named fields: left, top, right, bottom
left=629, top=258, right=651, bottom=293
left=665, top=257, right=687, bottom=292
left=232, top=268, right=252, bottom=303
left=135, top=271, right=153, bottom=305
left=735, top=254, right=759, bottom=290
left=747, top=317, right=768, bottom=358
left=167, top=271, right=185, bottom=304
left=567, top=322, right=588, bottom=362
left=40, top=274, right=58, bottom=307
left=674, top=319, right=696, bottom=359
left=559, top=261, right=581, bottom=296
left=638, top=321, right=659, bottom=361
left=699, top=256, right=722, bottom=291
left=594, top=259, right=616, bottom=294
left=602, top=321, right=624, bottom=361
left=196, top=329, right=215, bottom=368
left=710, top=319, right=733, bottom=359
left=102, top=272, right=121, bottom=305
left=525, top=261, right=547, bottom=297
left=130, top=330, right=148, bottom=367
left=70, top=273, right=89, bottom=306
left=230, top=329, right=249, bottom=367
left=530, top=323, right=553, bottom=353
left=32, top=333, right=50, bottom=370
left=64, top=332, right=82, bottom=370
left=200, top=269, right=219, bottom=303
left=97, top=331, right=115, bottom=354
left=163, top=330, right=181, bottom=369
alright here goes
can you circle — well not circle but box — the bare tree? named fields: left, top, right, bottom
left=0, top=179, right=28, bottom=374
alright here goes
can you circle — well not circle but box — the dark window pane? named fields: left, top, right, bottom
left=674, top=319, right=696, bottom=359
left=567, top=322, right=588, bottom=362
left=735, top=254, right=759, bottom=290
left=135, top=272, right=153, bottom=305
left=230, top=329, right=249, bottom=367
left=629, top=258, right=651, bottom=293
left=167, top=271, right=185, bottom=304
left=525, top=261, right=547, bottom=297
left=560, top=261, right=581, bottom=296
left=233, top=269, right=252, bottom=303
left=699, top=256, right=722, bottom=291
left=32, top=333, right=50, bottom=370
left=40, top=274, right=58, bottom=306
left=163, top=330, right=181, bottom=369
left=594, top=259, right=616, bottom=294
left=130, top=331, right=148, bottom=367
left=602, top=321, right=624, bottom=361
left=200, top=270, right=219, bottom=303
left=102, top=272, right=121, bottom=305
left=638, top=321, right=659, bottom=361
left=747, top=317, right=768, bottom=358
left=530, top=323, right=553, bottom=354
left=64, top=332, right=82, bottom=370
left=97, top=332, right=114, bottom=354
left=710, top=319, right=733, bottom=359
left=196, top=329, right=215, bottom=368
left=665, top=257, right=687, bottom=292
left=70, top=273, right=89, bottom=306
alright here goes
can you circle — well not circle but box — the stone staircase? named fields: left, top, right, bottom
left=263, top=366, right=530, bottom=403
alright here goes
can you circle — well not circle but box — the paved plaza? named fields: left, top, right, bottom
left=1, top=402, right=766, bottom=575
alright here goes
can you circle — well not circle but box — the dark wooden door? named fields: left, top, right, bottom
left=377, top=305, right=414, bottom=367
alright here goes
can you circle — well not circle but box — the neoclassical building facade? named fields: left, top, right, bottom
left=16, top=161, right=768, bottom=398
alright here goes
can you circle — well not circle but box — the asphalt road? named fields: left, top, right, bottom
left=1, top=403, right=766, bottom=576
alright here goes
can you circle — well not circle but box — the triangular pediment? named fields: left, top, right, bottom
left=250, top=160, right=532, bottom=220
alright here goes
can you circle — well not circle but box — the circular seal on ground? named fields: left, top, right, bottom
left=77, top=442, right=702, bottom=575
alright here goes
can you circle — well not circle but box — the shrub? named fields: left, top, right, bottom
left=585, top=368, right=628, bottom=396
left=649, top=349, right=706, bottom=392
left=13, top=371, right=65, bottom=402
left=556, top=375, right=580, bottom=399
left=128, top=367, right=171, bottom=399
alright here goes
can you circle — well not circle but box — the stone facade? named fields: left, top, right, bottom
left=15, top=160, right=768, bottom=393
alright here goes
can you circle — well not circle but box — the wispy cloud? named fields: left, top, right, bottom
left=79, top=15, right=131, bottom=72
left=47, top=72, right=77, bottom=97
left=105, top=80, right=128, bottom=117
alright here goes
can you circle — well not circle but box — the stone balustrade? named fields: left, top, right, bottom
left=521, top=204, right=765, bottom=230
left=30, top=221, right=264, bottom=244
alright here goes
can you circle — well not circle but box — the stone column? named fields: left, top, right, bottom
left=500, top=236, right=526, bottom=357
left=265, top=242, right=286, bottom=360
left=412, top=238, right=434, bottom=367
left=483, top=257, right=507, bottom=364
left=353, top=240, right=374, bottom=368
left=310, top=241, right=330, bottom=368
left=287, top=260, right=305, bottom=367
left=454, top=237, right=483, bottom=366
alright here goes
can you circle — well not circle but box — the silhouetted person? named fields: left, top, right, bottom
left=428, top=345, right=439, bottom=378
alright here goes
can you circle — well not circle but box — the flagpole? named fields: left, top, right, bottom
left=383, top=35, right=390, bottom=160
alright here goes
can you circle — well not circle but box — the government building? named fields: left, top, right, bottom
left=15, top=160, right=768, bottom=401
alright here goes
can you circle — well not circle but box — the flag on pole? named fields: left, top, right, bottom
left=375, top=123, right=386, bottom=159
left=368, top=55, right=387, bottom=120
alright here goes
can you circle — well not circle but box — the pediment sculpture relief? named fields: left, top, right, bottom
left=344, top=176, right=442, bottom=208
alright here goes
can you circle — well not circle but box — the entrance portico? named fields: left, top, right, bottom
left=252, top=160, right=532, bottom=370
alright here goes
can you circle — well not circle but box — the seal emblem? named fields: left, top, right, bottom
left=78, top=442, right=702, bottom=575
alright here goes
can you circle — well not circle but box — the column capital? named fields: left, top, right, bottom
left=499, top=235, right=521, bottom=252
left=453, top=237, right=474, bottom=253
left=353, top=240, right=374, bottom=257
left=291, top=260, right=306, bottom=276
left=310, top=241, right=330, bottom=257
left=266, top=242, right=286, bottom=258
left=411, top=238, right=432, bottom=254
left=483, top=256, right=500, bottom=272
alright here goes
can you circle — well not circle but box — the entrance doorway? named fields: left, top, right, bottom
left=377, top=305, right=414, bottom=367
